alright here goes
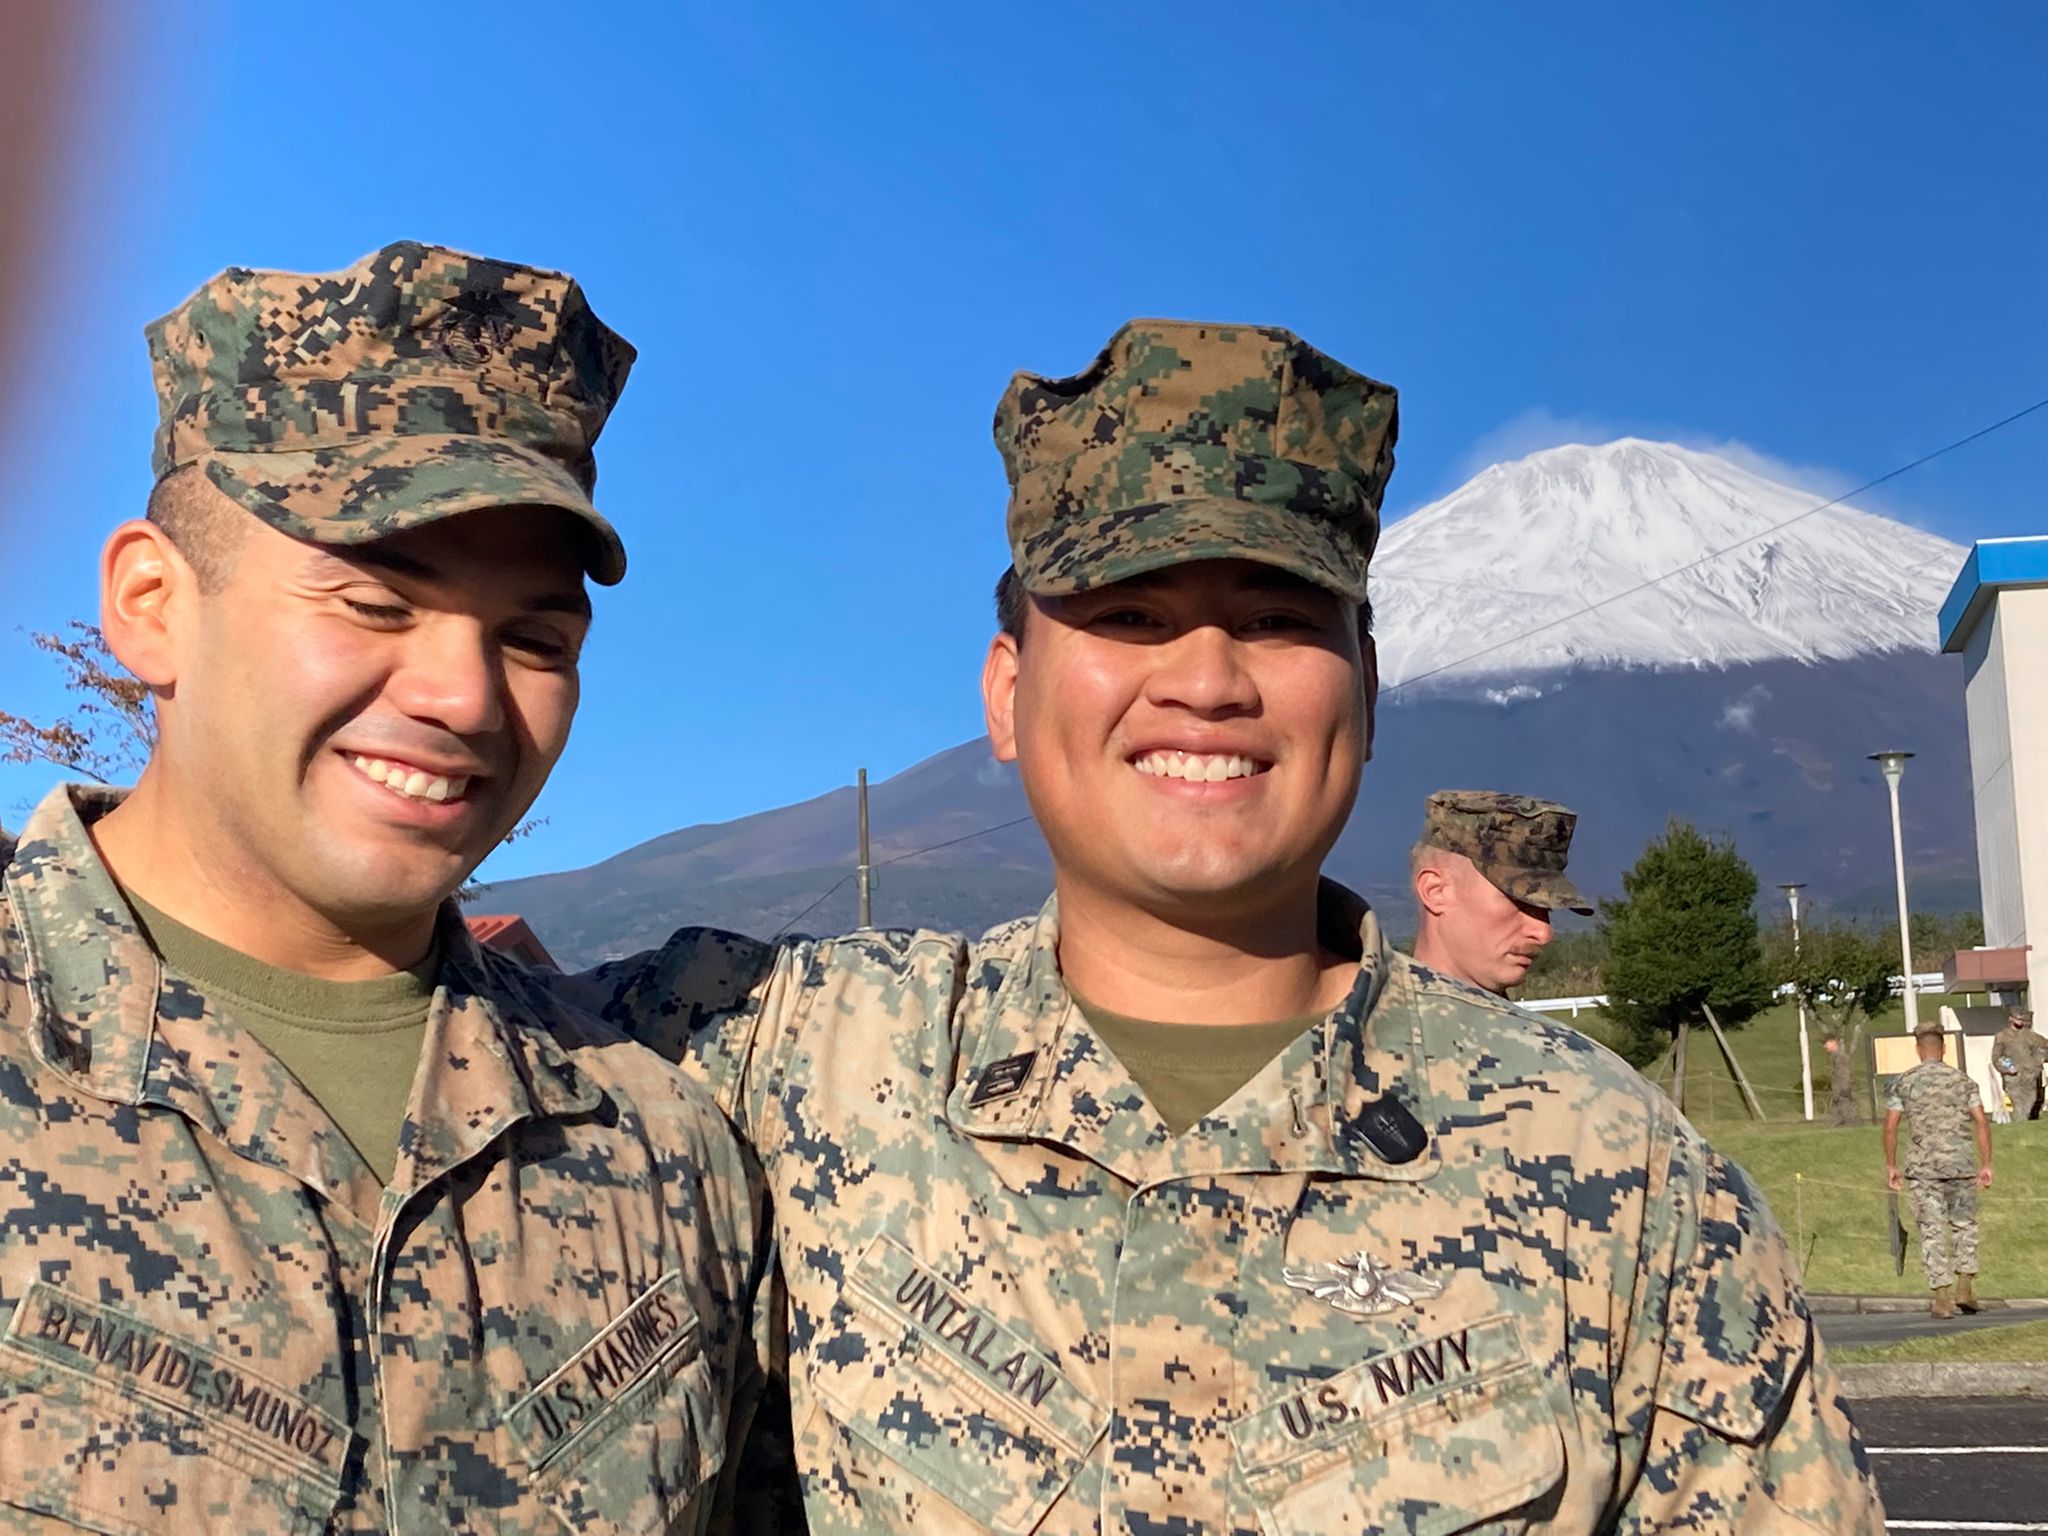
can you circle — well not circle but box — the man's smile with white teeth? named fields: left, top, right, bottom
left=347, top=754, right=472, bottom=804
left=1130, top=750, right=1269, bottom=783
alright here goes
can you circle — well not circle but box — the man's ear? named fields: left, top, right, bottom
left=1412, top=863, right=1451, bottom=918
left=982, top=631, right=1021, bottom=763
left=100, top=520, right=191, bottom=690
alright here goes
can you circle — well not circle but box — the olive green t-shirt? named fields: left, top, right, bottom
left=125, top=892, right=435, bottom=1184
left=1074, top=996, right=1320, bottom=1136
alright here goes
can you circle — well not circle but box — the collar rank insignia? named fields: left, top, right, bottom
left=969, top=1050, right=1038, bottom=1107
left=1283, top=1251, right=1443, bottom=1316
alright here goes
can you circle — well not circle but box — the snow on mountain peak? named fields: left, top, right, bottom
left=1371, top=438, right=1967, bottom=694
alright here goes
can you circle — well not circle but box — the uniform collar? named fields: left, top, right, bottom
left=947, top=878, right=1441, bottom=1185
left=5, top=784, right=597, bottom=1217
left=7, top=784, right=171, bottom=1101
left=402, top=913, right=602, bottom=1190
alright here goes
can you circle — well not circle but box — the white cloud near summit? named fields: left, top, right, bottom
left=1718, top=684, right=1772, bottom=733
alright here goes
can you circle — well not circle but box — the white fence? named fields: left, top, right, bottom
left=1522, top=971, right=1950, bottom=1018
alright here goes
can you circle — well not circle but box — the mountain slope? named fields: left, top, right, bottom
left=481, top=440, right=1980, bottom=963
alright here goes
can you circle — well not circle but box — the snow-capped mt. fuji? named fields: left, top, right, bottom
left=1373, top=439, right=1966, bottom=694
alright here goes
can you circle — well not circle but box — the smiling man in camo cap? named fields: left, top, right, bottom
left=0, top=241, right=772, bottom=1531
left=1411, top=789, right=1595, bottom=996
left=549, top=316, right=1881, bottom=1532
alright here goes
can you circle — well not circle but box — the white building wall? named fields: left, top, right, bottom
left=1996, top=588, right=2048, bottom=1006
left=1965, top=606, right=2024, bottom=948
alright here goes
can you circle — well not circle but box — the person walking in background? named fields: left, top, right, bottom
left=1994, top=1007, right=2045, bottom=1121
left=1885, top=1020, right=1994, bottom=1317
left=1408, top=790, right=1593, bottom=997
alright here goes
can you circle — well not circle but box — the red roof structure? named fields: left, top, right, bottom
left=464, top=914, right=558, bottom=970
left=1944, top=946, right=2032, bottom=992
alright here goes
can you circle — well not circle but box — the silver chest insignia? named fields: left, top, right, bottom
left=1283, top=1251, right=1444, bottom=1316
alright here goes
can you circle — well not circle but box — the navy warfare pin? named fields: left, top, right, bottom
left=1283, top=1252, right=1444, bottom=1317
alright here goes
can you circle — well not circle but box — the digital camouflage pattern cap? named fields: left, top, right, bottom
left=992, top=319, right=1397, bottom=599
left=1421, top=789, right=1594, bottom=915
left=146, top=240, right=636, bottom=584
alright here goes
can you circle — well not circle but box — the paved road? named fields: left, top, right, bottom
left=1822, top=1304, right=2048, bottom=1351
left=1858, top=1396, right=2048, bottom=1531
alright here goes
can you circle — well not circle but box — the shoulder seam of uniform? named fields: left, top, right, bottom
left=809, top=926, right=964, bottom=965
left=1399, top=957, right=1527, bottom=1019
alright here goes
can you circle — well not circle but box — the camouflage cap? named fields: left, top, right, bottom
left=146, top=241, right=636, bottom=584
left=1420, top=789, right=1594, bottom=915
left=992, top=319, right=1397, bottom=600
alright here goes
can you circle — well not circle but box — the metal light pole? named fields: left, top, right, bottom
left=1869, top=751, right=1919, bottom=1034
left=1780, top=882, right=1813, bottom=1120
left=856, top=768, right=873, bottom=929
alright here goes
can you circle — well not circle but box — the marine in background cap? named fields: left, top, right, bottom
left=1411, top=790, right=1592, bottom=997
left=0, top=242, right=774, bottom=1531
left=545, top=315, right=1885, bottom=1532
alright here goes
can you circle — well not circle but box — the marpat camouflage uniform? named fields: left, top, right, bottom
left=1995, top=1026, right=2048, bottom=1120
left=562, top=883, right=1883, bottom=1534
left=0, top=244, right=772, bottom=1531
left=0, top=787, right=770, bottom=1533
left=1418, top=791, right=1595, bottom=915
left=554, top=315, right=1874, bottom=1532
left=1886, top=1058, right=1984, bottom=1288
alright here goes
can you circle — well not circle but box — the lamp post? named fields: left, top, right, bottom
left=1868, top=751, right=1919, bottom=1035
left=1780, top=882, right=1813, bottom=1120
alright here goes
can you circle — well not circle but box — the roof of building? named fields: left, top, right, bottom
left=1945, top=944, right=2034, bottom=989
left=463, top=913, right=558, bottom=970
left=1939, top=534, right=2048, bottom=653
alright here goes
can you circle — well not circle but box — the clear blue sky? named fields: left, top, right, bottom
left=4, top=2, right=2045, bottom=881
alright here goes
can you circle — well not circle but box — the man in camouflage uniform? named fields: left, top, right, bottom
left=1410, top=789, right=1593, bottom=996
left=561, top=319, right=1882, bottom=1532
left=1886, top=1020, right=1994, bottom=1316
left=0, top=244, right=770, bottom=1531
left=1994, top=1006, right=2046, bottom=1121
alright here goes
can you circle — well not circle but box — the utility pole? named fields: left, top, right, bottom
left=856, top=768, right=872, bottom=929
left=1869, top=751, right=1919, bottom=1033
left=1780, top=882, right=1813, bottom=1121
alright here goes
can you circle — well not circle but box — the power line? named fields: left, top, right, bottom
left=1386, top=393, right=2048, bottom=695
left=771, top=814, right=1038, bottom=938
left=770, top=392, right=2048, bottom=930
left=771, top=873, right=854, bottom=940
left=877, top=814, right=1036, bottom=867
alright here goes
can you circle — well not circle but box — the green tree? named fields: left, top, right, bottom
left=1764, top=918, right=1894, bottom=1125
left=1909, top=908, right=1986, bottom=966
left=1599, top=819, right=1771, bottom=1065
left=1519, top=925, right=1607, bottom=997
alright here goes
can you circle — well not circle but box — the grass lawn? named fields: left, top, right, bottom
left=1705, top=1119, right=2048, bottom=1297
left=1832, top=1319, right=2048, bottom=1365
left=1539, top=997, right=2048, bottom=1297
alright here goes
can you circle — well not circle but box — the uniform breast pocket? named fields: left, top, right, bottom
left=1231, top=1314, right=1564, bottom=1536
left=806, top=1234, right=1107, bottom=1536
left=0, top=1287, right=344, bottom=1536
left=501, top=1273, right=724, bottom=1536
